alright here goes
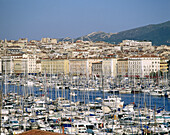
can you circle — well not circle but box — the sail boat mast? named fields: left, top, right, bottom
left=0, top=74, right=3, bottom=135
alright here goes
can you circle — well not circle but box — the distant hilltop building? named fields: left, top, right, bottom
left=120, top=40, right=152, bottom=47
left=18, top=38, right=28, bottom=43
left=120, top=40, right=153, bottom=52
left=41, top=38, right=57, bottom=44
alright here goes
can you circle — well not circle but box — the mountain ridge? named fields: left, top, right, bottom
left=60, top=21, right=170, bottom=45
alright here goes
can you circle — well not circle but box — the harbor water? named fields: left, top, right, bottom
left=2, top=83, right=170, bottom=111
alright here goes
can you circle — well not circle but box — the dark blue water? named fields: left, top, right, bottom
left=1, top=84, right=170, bottom=111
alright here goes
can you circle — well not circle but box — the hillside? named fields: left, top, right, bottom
left=75, top=21, right=170, bottom=45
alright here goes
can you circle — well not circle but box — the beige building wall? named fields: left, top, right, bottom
left=36, top=60, right=41, bottom=73
left=117, top=59, right=128, bottom=76
left=41, top=38, right=50, bottom=43
left=41, top=58, right=50, bottom=74
left=26, top=57, right=37, bottom=73
left=92, top=62, right=102, bottom=77
left=52, top=59, right=69, bottom=75
left=13, top=58, right=27, bottom=74
left=2, top=56, right=14, bottom=74
left=102, top=58, right=117, bottom=78
left=87, top=58, right=102, bottom=76
left=69, top=59, right=88, bottom=76
left=12, top=42, right=25, bottom=48
left=160, top=59, right=168, bottom=73
left=41, top=58, right=69, bottom=75
left=0, top=58, right=2, bottom=74
left=51, top=39, right=57, bottom=44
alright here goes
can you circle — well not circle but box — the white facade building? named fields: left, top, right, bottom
left=23, top=54, right=37, bottom=73
left=128, top=56, right=160, bottom=78
left=121, top=40, right=152, bottom=47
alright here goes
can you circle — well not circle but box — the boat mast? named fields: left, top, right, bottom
left=4, top=59, right=7, bottom=97
left=0, top=75, right=3, bottom=135
left=44, top=68, right=48, bottom=110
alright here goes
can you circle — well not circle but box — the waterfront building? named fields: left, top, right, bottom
left=102, top=57, right=117, bottom=78
left=92, top=61, right=102, bottom=78
left=41, top=58, right=69, bottom=75
left=168, top=60, right=170, bottom=81
left=13, top=57, right=27, bottom=74
left=128, top=55, right=160, bottom=78
left=159, top=58, right=169, bottom=85
left=69, top=58, right=88, bottom=76
left=23, top=54, right=37, bottom=74
left=2, top=55, right=14, bottom=74
left=36, top=60, right=41, bottom=73
left=52, top=58, right=69, bottom=75
left=87, top=58, right=102, bottom=76
left=128, top=57, right=142, bottom=78
left=117, top=58, right=128, bottom=77
left=0, top=57, right=2, bottom=74
left=160, top=58, right=169, bottom=73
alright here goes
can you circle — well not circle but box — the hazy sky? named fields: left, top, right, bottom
left=0, top=0, right=170, bottom=40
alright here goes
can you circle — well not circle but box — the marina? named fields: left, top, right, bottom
left=1, top=0, right=170, bottom=135
left=0, top=74, right=170, bottom=135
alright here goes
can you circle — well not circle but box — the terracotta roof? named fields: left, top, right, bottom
left=17, top=129, right=65, bottom=135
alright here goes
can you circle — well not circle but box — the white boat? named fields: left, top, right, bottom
left=119, top=88, right=131, bottom=94
left=102, top=95, right=124, bottom=108
left=150, top=89, right=165, bottom=96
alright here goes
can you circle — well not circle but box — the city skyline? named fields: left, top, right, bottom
left=0, top=0, right=170, bottom=40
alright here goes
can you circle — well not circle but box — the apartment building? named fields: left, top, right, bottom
left=52, top=59, right=69, bottom=75
left=87, top=58, right=102, bottom=76
left=2, top=56, right=14, bottom=74
left=102, top=58, right=117, bottom=78
left=18, top=38, right=28, bottom=43
left=128, top=56, right=160, bottom=78
left=121, top=40, right=152, bottom=47
left=0, top=57, right=2, bottom=74
left=41, top=38, right=57, bottom=44
left=41, top=58, right=69, bottom=75
left=22, top=54, right=37, bottom=74
left=69, top=59, right=88, bottom=76
left=13, top=58, right=27, bottom=74
left=36, top=60, right=41, bottom=73
left=117, top=58, right=128, bottom=77
left=160, top=58, right=168, bottom=73
left=92, top=61, right=102, bottom=78
left=168, top=60, right=170, bottom=81
left=6, top=46, right=22, bottom=54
